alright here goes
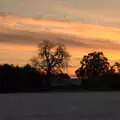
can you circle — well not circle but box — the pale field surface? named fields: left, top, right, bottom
left=0, top=92, right=120, bottom=120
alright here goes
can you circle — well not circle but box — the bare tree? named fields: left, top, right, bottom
left=30, top=40, right=70, bottom=76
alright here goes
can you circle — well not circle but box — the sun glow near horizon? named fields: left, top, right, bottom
left=1, top=15, right=120, bottom=75
left=1, top=0, right=120, bottom=75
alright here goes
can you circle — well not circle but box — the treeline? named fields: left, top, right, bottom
left=76, top=51, right=120, bottom=90
left=1, top=63, right=120, bottom=92
left=0, top=64, right=45, bottom=92
left=81, top=73, right=120, bottom=90
left=0, top=64, right=71, bottom=92
left=1, top=40, right=120, bottom=92
left=0, top=41, right=71, bottom=93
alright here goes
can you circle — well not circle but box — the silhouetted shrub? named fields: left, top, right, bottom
left=0, top=64, right=48, bottom=92
left=82, top=72, right=120, bottom=89
left=0, top=64, right=71, bottom=92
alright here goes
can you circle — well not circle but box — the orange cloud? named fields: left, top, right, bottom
left=1, top=13, right=120, bottom=42
left=1, top=14, right=120, bottom=76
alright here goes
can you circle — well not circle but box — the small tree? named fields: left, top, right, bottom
left=31, top=40, right=70, bottom=76
left=75, top=51, right=110, bottom=79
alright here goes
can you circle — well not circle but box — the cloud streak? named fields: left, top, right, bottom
left=0, top=14, right=120, bottom=50
left=0, top=14, right=120, bottom=70
left=1, top=31, right=120, bottom=50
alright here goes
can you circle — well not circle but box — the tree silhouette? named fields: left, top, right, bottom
left=75, top=51, right=110, bottom=79
left=31, top=40, right=70, bottom=76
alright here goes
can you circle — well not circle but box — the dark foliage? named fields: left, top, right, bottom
left=75, top=51, right=110, bottom=79
left=75, top=51, right=120, bottom=90
left=1, top=49, right=120, bottom=92
left=82, top=73, right=120, bottom=90
left=0, top=64, right=72, bottom=93
left=0, top=64, right=50, bottom=93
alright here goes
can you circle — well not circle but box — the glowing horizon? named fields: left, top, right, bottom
left=1, top=0, right=120, bottom=75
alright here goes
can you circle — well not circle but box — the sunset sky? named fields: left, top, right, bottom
left=1, top=0, right=120, bottom=75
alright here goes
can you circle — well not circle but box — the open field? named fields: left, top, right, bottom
left=0, top=92, right=120, bottom=120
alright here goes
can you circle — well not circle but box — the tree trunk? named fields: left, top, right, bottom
left=46, top=66, right=52, bottom=88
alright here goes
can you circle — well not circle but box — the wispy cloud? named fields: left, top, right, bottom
left=1, top=14, right=120, bottom=48
left=0, top=14, right=120, bottom=67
